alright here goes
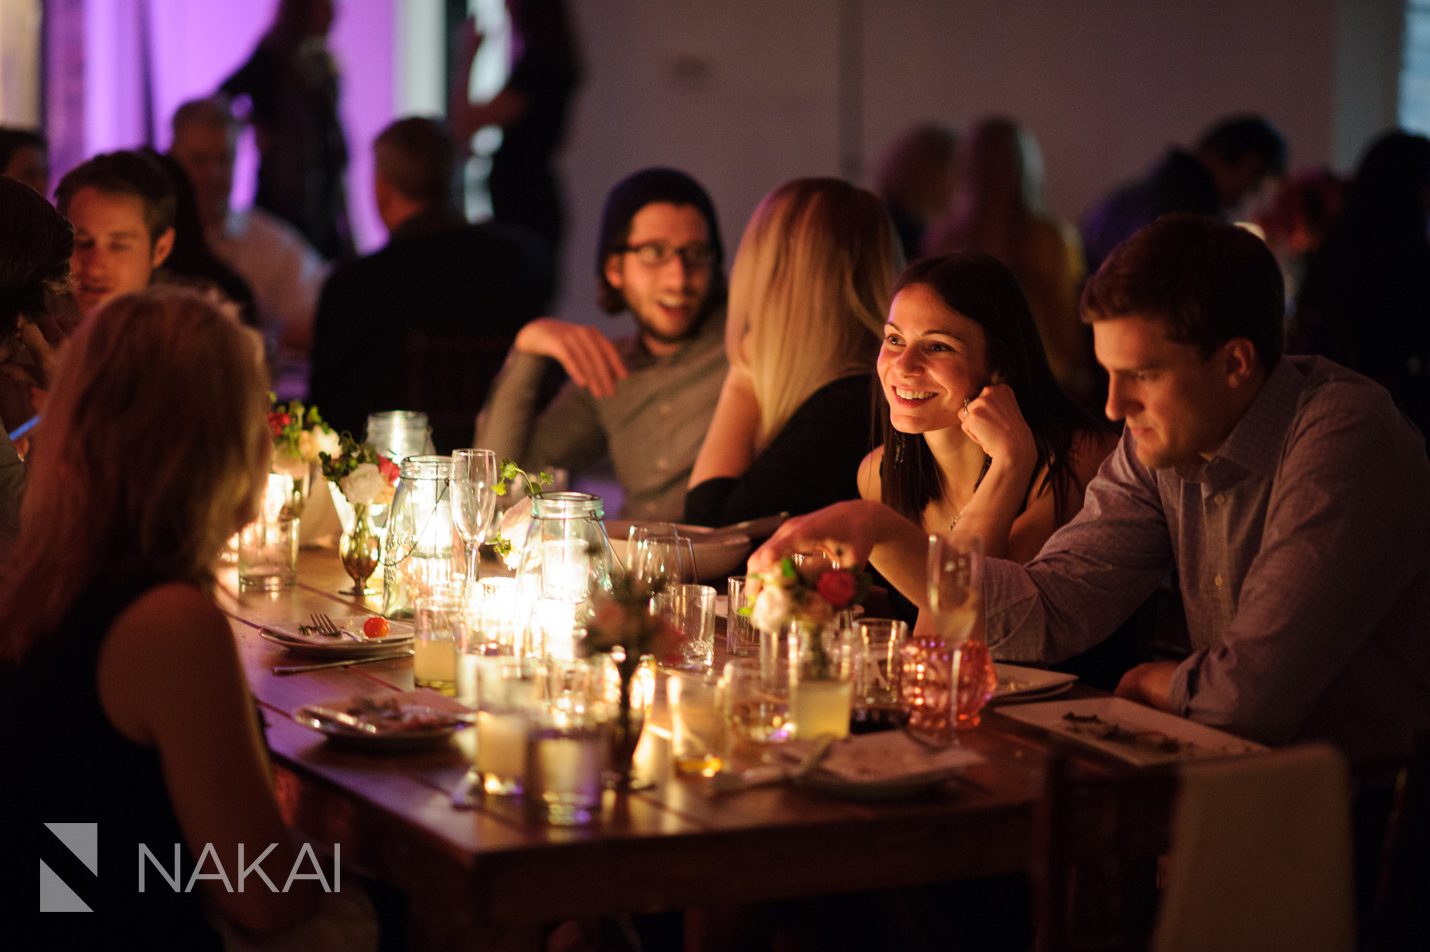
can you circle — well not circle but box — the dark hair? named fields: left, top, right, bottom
left=55, top=150, right=177, bottom=242
left=595, top=167, right=725, bottom=314
left=881, top=252, right=1106, bottom=526
left=1197, top=115, right=1287, bottom=177
left=374, top=117, right=456, bottom=208
left=1081, top=214, right=1284, bottom=371
left=1345, top=129, right=1430, bottom=236
left=0, top=126, right=47, bottom=171
left=171, top=97, right=238, bottom=139
left=0, top=177, right=73, bottom=337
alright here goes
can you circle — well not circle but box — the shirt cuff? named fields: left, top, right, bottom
left=1168, top=650, right=1203, bottom=716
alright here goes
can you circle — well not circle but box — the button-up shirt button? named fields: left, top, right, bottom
left=659, top=403, right=672, bottom=416
left=1213, top=574, right=1224, bottom=588
left=656, top=458, right=669, bottom=470
left=1213, top=493, right=1225, bottom=506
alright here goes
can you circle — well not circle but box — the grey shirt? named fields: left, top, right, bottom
left=476, top=311, right=727, bottom=520
left=986, top=356, right=1430, bottom=761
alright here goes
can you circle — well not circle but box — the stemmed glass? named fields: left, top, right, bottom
left=450, top=449, right=498, bottom=593
left=923, top=534, right=995, bottom=732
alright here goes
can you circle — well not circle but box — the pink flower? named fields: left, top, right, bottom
left=815, top=569, right=857, bottom=608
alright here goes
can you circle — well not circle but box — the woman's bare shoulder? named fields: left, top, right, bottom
left=857, top=445, right=885, bottom=500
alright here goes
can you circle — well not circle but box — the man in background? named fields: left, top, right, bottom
left=1080, top=114, right=1286, bottom=272
left=476, top=167, right=728, bottom=520
left=169, top=97, right=327, bottom=386
left=0, top=127, right=49, bottom=198
left=308, top=117, right=545, bottom=448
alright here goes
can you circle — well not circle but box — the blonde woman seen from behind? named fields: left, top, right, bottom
left=0, top=288, right=375, bottom=950
left=684, top=177, right=902, bottom=526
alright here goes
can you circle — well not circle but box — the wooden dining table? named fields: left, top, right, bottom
left=217, top=547, right=1120, bottom=951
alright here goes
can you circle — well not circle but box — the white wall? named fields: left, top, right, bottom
left=549, top=0, right=1403, bottom=326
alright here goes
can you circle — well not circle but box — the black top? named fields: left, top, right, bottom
left=307, top=209, right=549, bottom=449
left=684, top=374, right=876, bottom=527
left=0, top=576, right=222, bottom=950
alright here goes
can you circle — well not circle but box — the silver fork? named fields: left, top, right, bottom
left=309, top=612, right=360, bottom=642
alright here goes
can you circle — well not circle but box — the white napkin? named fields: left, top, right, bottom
left=1153, top=743, right=1354, bottom=952
left=801, top=732, right=982, bottom=784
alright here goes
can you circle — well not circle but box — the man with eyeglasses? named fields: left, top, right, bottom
left=477, top=167, right=727, bottom=519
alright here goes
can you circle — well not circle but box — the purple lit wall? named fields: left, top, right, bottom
left=59, top=0, right=396, bottom=253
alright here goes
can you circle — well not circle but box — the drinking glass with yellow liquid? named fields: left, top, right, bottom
left=720, top=659, right=795, bottom=754
left=667, top=670, right=724, bottom=777
left=414, top=590, right=465, bottom=695
left=788, top=623, right=855, bottom=740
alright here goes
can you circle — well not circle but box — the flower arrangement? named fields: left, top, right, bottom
left=744, top=554, right=867, bottom=634
left=318, top=433, right=401, bottom=506
left=269, top=397, right=340, bottom=478
left=489, top=459, right=556, bottom=563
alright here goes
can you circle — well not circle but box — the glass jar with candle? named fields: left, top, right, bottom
left=382, top=456, right=456, bottom=618
left=365, top=410, right=434, bottom=465
left=512, top=493, right=620, bottom=658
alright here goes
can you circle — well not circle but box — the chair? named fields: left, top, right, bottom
left=402, top=331, right=514, bottom=454
left=1034, top=743, right=1356, bottom=952
left=1032, top=747, right=1177, bottom=952
left=1366, top=732, right=1430, bottom=952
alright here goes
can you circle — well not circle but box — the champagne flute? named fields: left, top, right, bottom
left=927, top=534, right=982, bottom=642
left=450, top=449, right=498, bottom=591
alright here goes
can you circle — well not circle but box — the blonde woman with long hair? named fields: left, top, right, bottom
left=684, top=177, right=901, bottom=525
left=0, top=288, right=374, bottom=949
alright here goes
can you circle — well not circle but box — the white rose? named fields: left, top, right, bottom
left=340, top=463, right=387, bottom=505
left=751, top=585, right=791, bottom=634
left=296, top=430, right=320, bottom=462
left=313, top=427, right=341, bottom=460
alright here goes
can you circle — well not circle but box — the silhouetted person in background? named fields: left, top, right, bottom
left=221, top=0, right=353, bottom=259
left=0, top=127, right=49, bottom=198
left=1080, top=114, right=1286, bottom=272
left=925, top=117, right=1094, bottom=406
left=454, top=0, right=581, bottom=308
left=1254, top=167, right=1345, bottom=308
left=1293, top=130, right=1430, bottom=442
left=309, top=117, right=545, bottom=448
left=872, top=122, right=959, bottom=261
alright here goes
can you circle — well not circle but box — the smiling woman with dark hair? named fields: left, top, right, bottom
left=863, top=252, right=1115, bottom=563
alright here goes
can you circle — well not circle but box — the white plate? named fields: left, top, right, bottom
left=991, top=663, right=1078, bottom=702
left=606, top=520, right=751, bottom=581
left=260, top=616, right=414, bottom=659
left=293, top=694, right=469, bottom=751
left=791, top=731, right=981, bottom=800
left=998, top=697, right=1267, bottom=766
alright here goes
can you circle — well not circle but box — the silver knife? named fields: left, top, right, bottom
left=271, top=651, right=414, bottom=676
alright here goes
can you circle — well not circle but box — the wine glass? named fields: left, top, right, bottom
left=924, top=534, right=995, bottom=731
left=623, top=522, right=677, bottom=571
left=632, top=532, right=698, bottom=586
left=927, top=534, right=982, bottom=643
left=450, top=449, right=498, bottom=591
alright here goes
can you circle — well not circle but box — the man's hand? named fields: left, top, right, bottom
left=514, top=318, right=628, bottom=399
left=1114, top=661, right=1178, bottom=712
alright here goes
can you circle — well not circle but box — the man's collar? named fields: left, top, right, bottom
left=1203, top=357, right=1302, bottom=480
left=631, top=305, right=726, bottom=364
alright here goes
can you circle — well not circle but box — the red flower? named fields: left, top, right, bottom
left=267, top=411, right=291, bottom=435
left=377, top=456, right=401, bottom=483
left=815, top=569, right=857, bottom=608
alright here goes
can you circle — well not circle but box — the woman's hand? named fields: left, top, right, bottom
left=959, top=383, right=1037, bottom=471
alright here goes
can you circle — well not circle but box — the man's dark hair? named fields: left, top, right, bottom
left=55, top=150, right=177, bottom=242
left=0, top=177, right=72, bottom=337
left=1082, top=214, right=1284, bottom=371
left=374, top=117, right=456, bottom=209
left=1197, top=115, right=1287, bottom=178
left=0, top=127, right=47, bottom=171
left=595, top=167, right=725, bottom=314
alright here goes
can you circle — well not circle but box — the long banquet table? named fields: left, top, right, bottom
left=218, top=547, right=1121, bottom=951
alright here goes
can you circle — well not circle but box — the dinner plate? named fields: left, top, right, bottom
left=293, top=694, right=470, bottom=751
left=991, top=663, right=1078, bottom=702
left=260, top=616, right=414, bottom=659
left=998, top=697, right=1267, bottom=766
left=607, top=520, right=752, bottom=581
left=791, top=731, right=982, bottom=800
